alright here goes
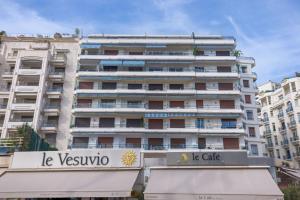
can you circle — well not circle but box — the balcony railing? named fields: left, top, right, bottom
left=45, top=104, right=61, bottom=109
left=71, top=122, right=243, bottom=130
left=49, top=71, right=65, bottom=76
left=279, top=127, right=287, bottom=134
left=42, top=122, right=58, bottom=127
left=10, top=118, right=33, bottom=123
left=281, top=140, right=289, bottom=146
left=286, top=106, right=293, bottom=113
left=287, top=120, right=296, bottom=129
left=290, top=136, right=299, bottom=142
left=293, top=152, right=300, bottom=158
left=47, top=87, right=63, bottom=92
left=73, top=103, right=240, bottom=110
left=266, top=143, right=274, bottom=148
left=277, top=112, right=284, bottom=119
left=70, top=143, right=225, bottom=150
left=0, top=104, right=7, bottom=109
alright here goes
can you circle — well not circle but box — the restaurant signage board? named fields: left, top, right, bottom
left=167, top=151, right=248, bottom=166
left=11, top=149, right=141, bottom=169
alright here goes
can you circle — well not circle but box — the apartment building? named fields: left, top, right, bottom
left=0, top=35, right=79, bottom=150
left=71, top=34, right=263, bottom=156
left=258, top=74, right=300, bottom=168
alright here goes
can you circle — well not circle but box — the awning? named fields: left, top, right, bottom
left=100, top=60, right=123, bottom=66
left=80, top=43, right=101, bottom=49
left=122, top=60, right=145, bottom=66
left=0, top=169, right=139, bottom=198
left=144, top=168, right=283, bottom=200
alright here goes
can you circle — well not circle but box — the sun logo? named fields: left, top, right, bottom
left=121, top=150, right=137, bottom=167
left=178, top=153, right=189, bottom=163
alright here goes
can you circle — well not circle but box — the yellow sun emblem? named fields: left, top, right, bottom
left=121, top=150, right=137, bottom=167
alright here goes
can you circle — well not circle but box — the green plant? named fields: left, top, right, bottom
left=233, top=50, right=243, bottom=57
left=282, top=185, right=300, bottom=200
left=193, top=47, right=203, bottom=56
left=17, top=124, right=33, bottom=151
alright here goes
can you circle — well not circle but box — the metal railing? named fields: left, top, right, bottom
left=47, top=87, right=63, bottom=92
left=286, top=106, right=293, bottom=113
left=70, top=143, right=225, bottom=150
left=290, top=136, right=299, bottom=142
left=73, top=102, right=240, bottom=110
left=71, top=122, right=242, bottom=130
left=45, top=104, right=61, bottom=109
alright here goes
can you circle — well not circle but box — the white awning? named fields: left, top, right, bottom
left=0, top=169, right=139, bottom=198
left=144, top=168, right=283, bottom=200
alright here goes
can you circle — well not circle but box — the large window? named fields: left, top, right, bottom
left=102, top=82, right=117, bottom=90
left=126, top=118, right=144, bottom=128
left=149, top=84, right=163, bottom=91
left=250, top=144, right=258, bottom=156
left=99, top=118, right=115, bottom=128
left=218, top=83, right=233, bottom=90
left=170, top=119, right=185, bottom=128
left=247, top=110, right=254, bottom=120
left=243, top=80, right=250, bottom=88
left=248, top=127, right=256, bottom=137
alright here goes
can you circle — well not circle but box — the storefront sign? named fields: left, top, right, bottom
left=11, top=149, right=141, bottom=169
left=167, top=151, right=248, bottom=166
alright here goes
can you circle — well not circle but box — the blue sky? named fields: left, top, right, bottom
left=0, top=0, right=300, bottom=84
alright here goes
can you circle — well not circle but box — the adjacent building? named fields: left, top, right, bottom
left=258, top=74, right=300, bottom=168
left=0, top=34, right=263, bottom=156
left=0, top=35, right=79, bottom=150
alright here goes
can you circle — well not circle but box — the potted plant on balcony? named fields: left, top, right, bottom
left=233, top=50, right=243, bottom=57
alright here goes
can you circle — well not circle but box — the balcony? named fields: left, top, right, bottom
left=70, top=122, right=244, bottom=135
left=293, top=152, right=300, bottom=160
left=7, top=119, right=33, bottom=130
left=277, top=112, right=284, bottom=120
left=263, top=130, right=272, bottom=137
left=50, top=54, right=67, bottom=65
left=6, top=53, right=17, bottom=62
left=0, top=104, right=7, bottom=113
left=48, top=71, right=65, bottom=81
left=75, top=86, right=240, bottom=98
left=290, top=136, right=300, bottom=146
left=2, top=70, right=13, bottom=80
left=44, top=104, right=60, bottom=114
left=70, top=143, right=225, bottom=150
left=15, top=85, right=39, bottom=93
left=46, top=87, right=63, bottom=98
left=40, top=122, right=58, bottom=133
left=279, top=127, right=287, bottom=135
left=280, top=140, right=289, bottom=148
left=287, top=120, right=297, bottom=129
left=72, top=103, right=242, bottom=116
left=286, top=106, right=293, bottom=115
left=11, top=103, right=35, bottom=111
left=265, top=143, right=274, bottom=149
left=262, top=118, right=269, bottom=124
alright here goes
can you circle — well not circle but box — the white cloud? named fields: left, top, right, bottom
left=226, top=15, right=300, bottom=84
left=0, top=1, right=94, bottom=36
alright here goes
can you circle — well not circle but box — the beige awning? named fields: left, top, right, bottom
left=0, top=169, right=139, bottom=198
left=144, top=168, right=283, bottom=200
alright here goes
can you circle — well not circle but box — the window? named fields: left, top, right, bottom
left=79, top=82, right=93, bottom=89
left=126, top=138, right=141, bottom=148
left=149, top=84, right=163, bottom=90
left=126, top=119, right=144, bottom=128
left=278, top=95, right=283, bottom=100
left=216, top=51, right=230, bottom=56
left=98, top=137, right=114, bottom=148
left=291, top=82, right=296, bottom=92
left=246, top=110, right=254, bottom=120
left=272, top=123, right=276, bottom=131
left=218, top=83, right=233, bottom=90
left=75, top=118, right=90, bottom=127
left=128, top=84, right=142, bottom=89
left=220, top=100, right=235, bottom=109
left=245, top=95, right=251, bottom=104
left=129, top=52, right=143, bottom=55
left=196, top=118, right=205, bottom=128
left=73, top=137, right=89, bottom=148
left=99, top=118, right=115, bottom=128
left=194, top=50, right=204, bottom=56
left=101, top=99, right=116, bottom=108
left=221, top=119, right=237, bottom=128
left=170, top=138, right=186, bottom=149
left=276, top=149, right=281, bottom=159
left=274, top=136, right=278, bottom=145
left=195, top=67, right=204, bottom=72
left=217, top=66, right=231, bottom=72
left=103, top=66, right=117, bottom=71
left=104, top=50, right=118, bottom=55
left=170, top=101, right=184, bottom=108
left=12, top=50, right=18, bottom=56
left=195, top=83, right=206, bottom=90
left=250, top=144, right=258, bottom=156
left=127, top=101, right=142, bottom=108
left=248, top=127, right=256, bottom=137
left=169, top=84, right=184, bottom=90
left=148, top=138, right=164, bottom=150
left=169, top=67, right=183, bottom=72
left=243, top=80, right=250, bottom=88
left=223, top=138, right=239, bottom=149
left=170, top=119, right=185, bottom=128
left=102, top=82, right=117, bottom=90
left=241, top=66, right=247, bottom=73
left=128, top=67, right=143, bottom=71
left=267, top=96, right=271, bottom=105
left=196, top=100, right=203, bottom=108
left=270, top=110, right=273, bottom=117
left=149, top=67, right=163, bottom=72
left=198, top=138, right=206, bottom=149
left=148, top=101, right=164, bottom=109
left=148, top=119, right=164, bottom=129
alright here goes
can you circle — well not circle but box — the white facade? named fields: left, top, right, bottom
left=258, top=75, right=300, bottom=168
left=0, top=34, right=264, bottom=155
left=72, top=35, right=263, bottom=156
left=0, top=36, right=79, bottom=150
